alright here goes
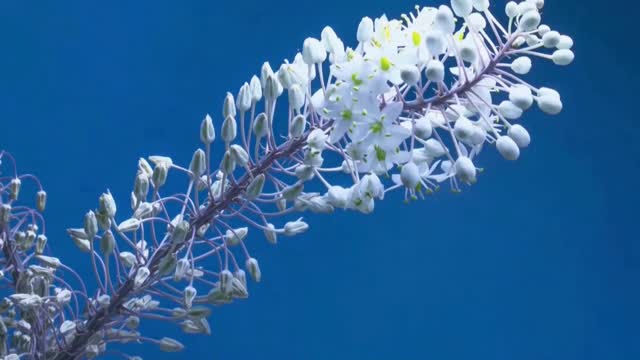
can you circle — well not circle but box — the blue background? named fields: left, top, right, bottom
left=1, top=0, right=638, bottom=359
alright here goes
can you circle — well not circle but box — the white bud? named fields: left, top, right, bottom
left=222, top=92, right=236, bottom=119
left=184, top=286, right=196, bottom=309
left=289, top=114, right=306, bottom=139
left=134, top=267, right=150, bottom=288
left=171, top=220, right=190, bottom=244
left=414, top=117, right=433, bottom=140
left=496, top=136, right=521, bottom=160
left=537, top=90, right=563, bottom=115
left=250, top=75, right=262, bottom=103
left=454, top=116, right=475, bottom=140
left=36, top=190, right=47, bottom=212
left=229, top=144, right=249, bottom=167
left=236, top=83, right=252, bottom=112
left=552, top=49, right=574, bottom=66
left=260, top=62, right=275, bottom=88
left=307, top=129, right=328, bottom=150
left=220, top=151, right=236, bottom=174
left=174, top=258, right=189, bottom=281
left=468, top=13, right=487, bottom=31
left=459, top=38, right=477, bottom=63
left=508, top=124, right=531, bottom=148
left=288, top=84, right=305, bottom=110
left=519, top=9, right=541, bottom=31
left=221, top=115, right=237, bottom=143
left=84, top=211, right=98, bottom=240
left=542, top=31, right=561, bottom=48
left=264, top=223, right=277, bottom=244
left=100, top=230, right=115, bottom=255
left=117, top=218, right=141, bottom=233
left=538, top=24, right=551, bottom=36
left=505, top=1, right=518, bottom=18
left=472, top=0, right=490, bottom=11
left=295, top=165, right=315, bottom=181
left=159, top=337, right=184, bottom=353
left=252, top=112, right=269, bottom=138
left=451, top=0, right=473, bottom=17
left=225, top=227, right=248, bottom=246
left=246, top=258, right=261, bottom=282
left=134, top=174, right=149, bottom=201
left=152, top=163, right=168, bottom=188
left=220, top=269, right=234, bottom=294
left=282, top=182, right=304, bottom=201
left=357, top=17, right=374, bottom=43
left=557, top=35, right=574, bottom=49
left=425, top=31, right=447, bottom=55
left=435, top=6, right=456, bottom=34
left=425, top=59, right=445, bottom=82
left=189, top=149, right=206, bottom=178
left=119, top=252, right=136, bottom=267
left=455, top=156, right=477, bottom=184
left=400, top=162, right=421, bottom=189
left=509, top=85, right=534, bottom=110
left=498, top=100, right=523, bottom=119
left=264, top=74, right=283, bottom=101
left=326, top=186, right=350, bottom=208
left=99, top=191, right=117, bottom=218
left=9, top=178, right=20, bottom=200
left=284, top=218, right=309, bottom=236
left=302, top=37, right=326, bottom=64
left=399, top=65, right=420, bottom=85
left=511, top=56, right=532, bottom=74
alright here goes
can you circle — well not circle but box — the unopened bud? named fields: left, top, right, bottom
left=9, top=178, right=21, bottom=201
left=252, top=112, right=269, bottom=138
left=152, top=163, right=168, bottom=188
left=36, top=190, right=47, bottom=212
left=221, top=116, right=237, bottom=143
left=236, top=83, right=252, bottom=112
left=289, top=114, right=306, bottom=138
left=246, top=258, right=261, bottom=282
left=184, top=286, right=197, bottom=309
left=225, top=227, right=248, bottom=246
left=84, top=211, right=98, bottom=240
left=100, top=230, right=115, bottom=256
left=200, top=114, right=215, bottom=145
left=221, top=151, right=236, bottom=174
left=189, top=149, right=207, bottom=178
left=246, top=174, right=265, bottom=199
left=229, top=144, right=249, bottom=167
left=222, top=92, right=236, bottom=119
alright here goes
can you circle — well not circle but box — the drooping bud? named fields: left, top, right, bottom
left=327, top=186, right=350, bottom=208
left=496, top=136, right=521, bottom=160
left=542, top=31, right=561, bottom=48
left=537, top=88, right=563, bottom=115
left=508, top=124, right=531, bottom=148
left=221, top=115, right=237, bottom=143
left=220, top=269, right=234, bottom=294
left=498, top=100, right=523, bottom=120
left=295, top=165, right=315, bottom=181
left=400, top=162, right=421, bottom=189
left=171, top=220, right=190, bottom=244
left=174, top=258, right=189, bottom=281
left=425, top=59, right=445, bottom=82
left=307, top=129, right=328, bottom=150
left=246, top=258, right=261, bottom=282
left=509, top=85, right=534, bottom=110
left=36, top=190, right=47, bottom=212
left=264, top=223, right=277, bottom=244
left=511, top=57, right=532, bottom=75
left=451, top=0, right=473, bottom=17
left=222, top=92, right=236, bottom=119
left=400, top=65, right=421, bottom=85
left=9, top=178, right=21, bottom=201
left=189, top=149, right=207, bottom=178
left=552, top=49, right=574, bottom=66
left=159, top=337, right=184, bottom=353
left=519, top=9, right=541, bottom=31
left=282, top=182, right=304, bottom=201
left=200, top=114, right=215, bottom=145
left=454, top=156, right=477, bottom=184
left=435, top=5, right=456, bottom=34
left=426, top=32, right=447, bottom=56
left=117, top=218, right=141, bottom=233
left=184, top=286, right=197, bottom=309
left=35, top=234, right=47, bottom=254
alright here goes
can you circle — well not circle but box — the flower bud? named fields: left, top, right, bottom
left=519, top=9, right=541, bottom=31
left=159, top=337, right=184, bottom=353
left=253, top=112, right=269, bottom=138
left=225, top=227, right=248, bottom=246
left=158, top=253, right=177, bottom=276
left=290, top=114, right=306, bottom=138
left=357, top=17, right=374, bottom=43
left=557, top=35, right=574, bottom=50
left=222, top=92, right=236, bottom=119
left=542, top=31, right=561, bottom=48
left=284, top=219, right=309, bottom=236
left=184, top=286, right=196, bottom=309
left=98, top=191, right=117, bottom=218
left=220, top=151, right=236, bottom=174
left=246, top=174, right=266, bottom=199
left=36, top=255, right=61, bottom=269
left=119, top=252, right=136, bottom=267
left=245, top=258, right=261, bottom=282
left=455, top=156, right=477, bottom=184
left=414, top=117, right=433, bottom=140
left=400, top=162, right=421, bottom=189
left=509, top=85, right=534, bottom=110
left=220, top=269, right=234, bottom=294
left=236, top=83, right=252, bottom=112
left=552, top=49, right=574, bottom=66
left=425, top=59, right=445, bottom=82
left=497, top=100, right=523, bottom=119
left=264, top=74, right=283, bottom=101
left=511, top=56, right=532, bottom=74
left=260, top=61, right=275, bottom=87
left=9, top=178, right=21, bottom=201
left=35, top=234, right=47, bottom=254
left=36, top=190, right=47, bottom=212
left=174, top=258, right=189, bottom=281
left=496, top=136, right=520, bottom=160
left=100, top=230, right=115, bottom=255
left=472, top=0, right=489, bottom=11
left=426, top=32, right=446, bottom=56
left=117, top=218, right=141, bottom=233
left=459, top=38, right=477, bottom=63
left=508, top=124, right=531, bottom=148
left=200, top=114, right=215, bottom=145
left=171, top=220, right=190, bottom=244
left=134, top=267, right=150, bottom=288
left=435, top=5, right=456, bottom=34
left=288, top=84, right=305, bottom=110
left=307, top=129, right=328, bottom=150
left=400, top=65, right=421, bottom=85
left=505, top=1, right=518, bottom=18
left=84, top=211, right=98, bottom=240
left=264, top=223, right=277, bottom=244
left=451, top=0, right=473, bottom=17
left=327, top=186, right=350, bottom=208
left=295, top=165, right=315, bottom=181
left=189, top=149, right=207, bottom=178
left=152, top=163, right=168, bottom=188
left=250, top=75, right=262, bottom=103
left=221, top=115, right=237, bottom=143
left=133, top=174, right=149, bottom=202
left=537, top=90, right=563, bottom=115
left=302, top=37, right=327, bottom=64
left=282, top=182, right=304, bottom=201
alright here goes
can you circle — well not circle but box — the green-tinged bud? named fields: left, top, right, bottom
left=119, top=252, right=136, bottom=267
left=159, top=337, right=184, bottom=353
left=237, top=82, right=252, bottom=112
left=246, top=174, right=265, bottom=199
left=276, top=197, right=287, bottom=212
left=284, top=218, right=309, bottom=236
left=9, top=178, right=21, bottom=201
left=95, top=210, right=111, bottom=231
left=229, top=144, right=249, bottom=167
left=99, top=191, right=117, bottom=218
left=288, top=84, right=305, bottom=109
left=186, top=306, right=211, bottom=320
left=134, top=267, right=150, bottom=288
left=36, top=190, right=47, bottom=212
left=125, top=316, right=140, bottom=330
left=174, top=258, right=189, bottom=281
left=36, top=255, right=61, bottom=268
left=206, top=285, right=232, bottom=305
left=184, top=286, right=197, bottom=309
left=221, top=151, right=236, bottom=174
left=232, top=277, right=248, bottom=299
left=200, top=114, right=216, bottom=145
left=220, top=269, right=233, bottom=294
left=134, top=174, right=149, bottom=202
left=100, top=230, right=115, bottom=256
left=152, top=163, right=168, bottom=188
left=246, top=258, right=261, bottom=282
left=67, top=228, right=91, bottom=252
left=222, top=92, right=236, bottom=119
left=189, top=149, right=207, bottom=178
left=264, top=74, right=283, bottom=101
left=250, top=75, right=262, bottom=103
left=282, top=182, right=304, bottom=201
left=0, top=204, right=11, bottom=224
left=252, top=112, right=269, bottom=138
left=295, top=165, right=315, bottom=181
left=181, top=318, right=211, bottom=335
left=117, top=218, right=141, bottom=233
left=221, top=115, right=237, bottom=143
left=264, top=223, right=277, bottom=244
left=158, top=253, right=177, bottom=276
left=289, top=114, right=306, bottom=138
left=224, top=227, right=248, bottom=246
left=171, top=220, right=190, bottom=244
left=35, top=235, right=47, bottom=254
left=260, top=61, right=274, bottom=87
left=84, top=211, right=98, bottom=240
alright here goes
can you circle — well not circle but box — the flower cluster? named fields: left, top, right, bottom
left=0, top=0, right=574, bottom=358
